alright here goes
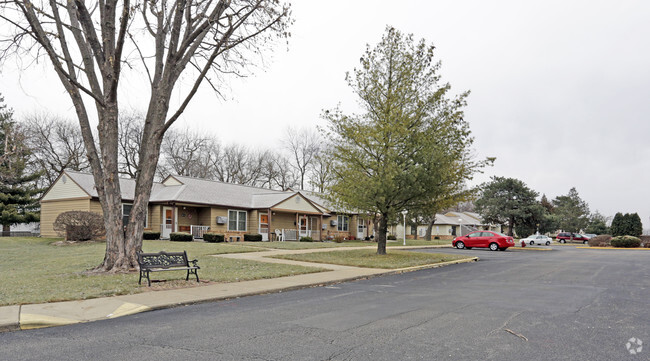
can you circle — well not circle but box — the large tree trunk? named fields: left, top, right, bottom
left=425, top=217, right=435, bottom=241
left=377, top=213, right=389, bottom=255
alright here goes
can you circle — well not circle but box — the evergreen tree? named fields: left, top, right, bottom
left=585, top=211, right=609, bottom=235
left=553, top=187, right=589, bottom=234
left=629, top=213, right=643, bottom=237
left=0, top=95, right=41, bottom=233
left=610, top=212, right=624, bottom=236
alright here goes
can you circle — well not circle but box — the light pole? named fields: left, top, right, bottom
left=458, top=217, right=463, bottom=237
left=402, top=210, right=408, bottom=246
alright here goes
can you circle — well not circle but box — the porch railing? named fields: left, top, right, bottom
left=190, top=225, right=210, bottom=239
left=281, top=229, right=319, bottom=241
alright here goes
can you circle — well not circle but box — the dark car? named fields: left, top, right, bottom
left=556, top=232, right=589, bottom=244
left=452, top=231, right=515, bottom=251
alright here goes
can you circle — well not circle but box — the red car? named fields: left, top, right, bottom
left=555, top=232, right=589, bottom=244
left=452, top=231, right=515, bottom=251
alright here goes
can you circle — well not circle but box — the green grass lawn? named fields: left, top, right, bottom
left=271, top=248, right=467, bottom=269
left=241, top=238, right=450, bottom=250
left=0, top=237, right=324, bottom=306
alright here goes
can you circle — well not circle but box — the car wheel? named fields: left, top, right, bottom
left=456, top=241, right=465, bottom=249
left=583, top=240, right=588, bottom=244
left=560, top=239, right=566, bottom=244
left=489, top=242, right=499, bottom=251
left=529, top=241, right=534, bottom=245
left=545, top=241, right=550, bottom=246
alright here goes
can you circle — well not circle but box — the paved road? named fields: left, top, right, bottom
left=2, top=246, right=648, bottom=360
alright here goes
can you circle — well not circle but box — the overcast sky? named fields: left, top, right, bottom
left=2, top=0, right=650, bottom=230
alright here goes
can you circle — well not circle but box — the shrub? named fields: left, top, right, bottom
left=387, top=234, right=397, bottom=240
left=244, top=233, right=263, bottom=242
left=170, top=232, right=193, bottom=242
left=610, top=236, right=641, bottom=248
left=434, top=236, right=440, bottom=240
left=203, top=233, right=225, bottom=243
left=142, top=231, right=160, bottom=240
left=587, top=234, right=611, bottom=247
left=53, top=211, right=105, bottom=242
left=333, top=236, right=344, bottom=243
left=300, top=236, right=314, bottom=242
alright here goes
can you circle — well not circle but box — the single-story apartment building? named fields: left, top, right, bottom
left=40, top=171, right=375, bottom=241
left=391, top=211, right=500, bottom=239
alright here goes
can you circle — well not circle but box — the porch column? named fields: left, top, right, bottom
left=295, top=213, right=299, bottom=240
left=320, top=215, right=323, bottom=241
left=268, top=208, right=272, bottom=242
left=171, top=203, right=176, bottom=233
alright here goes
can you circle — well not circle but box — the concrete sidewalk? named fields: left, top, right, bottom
left=0, top=244, right=477, bottom=333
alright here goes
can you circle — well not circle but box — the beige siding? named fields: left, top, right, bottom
left=197, top=207, right=212, bottom=228
left=249, top=210, right=259, bottom=234
left=208, top=207, right=229, bottom=233
left=42, top=175, right=89, bottom=201
left=149, top=205, right=162, bottom=232
left=274, top=195, right=321, bottom=213
left=176, top=207, right=199, bottom=232
left=40, top=199, right=92, bottom=237
left=162, top=176, right=183, bottom=186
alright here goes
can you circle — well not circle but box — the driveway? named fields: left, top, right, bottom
left=1, top=246, right=648, bottom=360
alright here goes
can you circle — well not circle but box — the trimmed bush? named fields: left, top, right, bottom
left=203, top=233, right=225, bottom=243
left=142, top=231, right=160, bottom=240
left=244, top=233, right=263, bottom=242
left=300, top=236, right=314, bottom=242
left=610, top=235, right=641, bottom=248
left=387, top=234, right=397, bottom=240
left=587, top=234, right=611, bottom=247
left=170, top=232, right=193, bottom=242
left=52, top=211, right=105, bottom=242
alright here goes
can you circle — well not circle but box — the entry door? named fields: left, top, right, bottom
left=162, top=207, right=174, bottom=238
left=259, top=213, right=269, bottom=241
left=357, top=220, right=367, bottom=239
left=309, top=217, right=319, bottom=239
left=299, top=216, right=308, bottom=237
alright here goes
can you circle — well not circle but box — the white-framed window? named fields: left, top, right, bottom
left=228, top=210, right=247, bottom=231
left=337, top=215, right=349, bottom=232
left=122, top=203, right=148, bottom=228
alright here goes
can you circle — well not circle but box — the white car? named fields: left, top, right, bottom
left=521, top=234, right=553, bottom=246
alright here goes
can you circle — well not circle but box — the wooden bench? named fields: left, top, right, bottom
left=137, top=251, right=200, bottom=286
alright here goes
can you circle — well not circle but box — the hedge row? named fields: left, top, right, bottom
left=170, top=232, right=193, bottom=242
left=143, top=231, right=160, bottom=240
left=203, top=233, right=225, bottom=242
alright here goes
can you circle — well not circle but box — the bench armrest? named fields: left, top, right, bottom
left=190, top=259, right=199, bottom=267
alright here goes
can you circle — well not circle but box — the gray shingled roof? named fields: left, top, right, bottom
left=64, top=171, right=319, bottom=211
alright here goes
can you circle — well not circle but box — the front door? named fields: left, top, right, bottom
left=357, top=220, right=367, bottom=239
left=299, top=216, right=308, bottom=237
left=259, top=213, right=269, bottom=241
left=162, top=207, right=174, bottom=238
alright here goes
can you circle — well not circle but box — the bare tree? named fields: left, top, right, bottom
left=284, top=126, right=320, bottom=190
left=117, top=111, right=145, bottom=178
left=22, top=114, right=89, bottom=188
left=308, top=147, right=333, bottom=193
left=271, top=153, right=296, bottom=190
left=2, top=0, right=291, bottom=272
left=158, top=128, right=215, bottom=178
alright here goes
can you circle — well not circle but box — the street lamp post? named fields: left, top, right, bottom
left=458, top=217, right=463, bottom=237
left=402, top=210, right=408, bottom=246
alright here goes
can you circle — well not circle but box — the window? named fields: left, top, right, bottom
left=228, top=210, right=247, bottom=231
left=337, top=215, right=349, bottom=232
left=122, top=203, right=148, bottom=228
